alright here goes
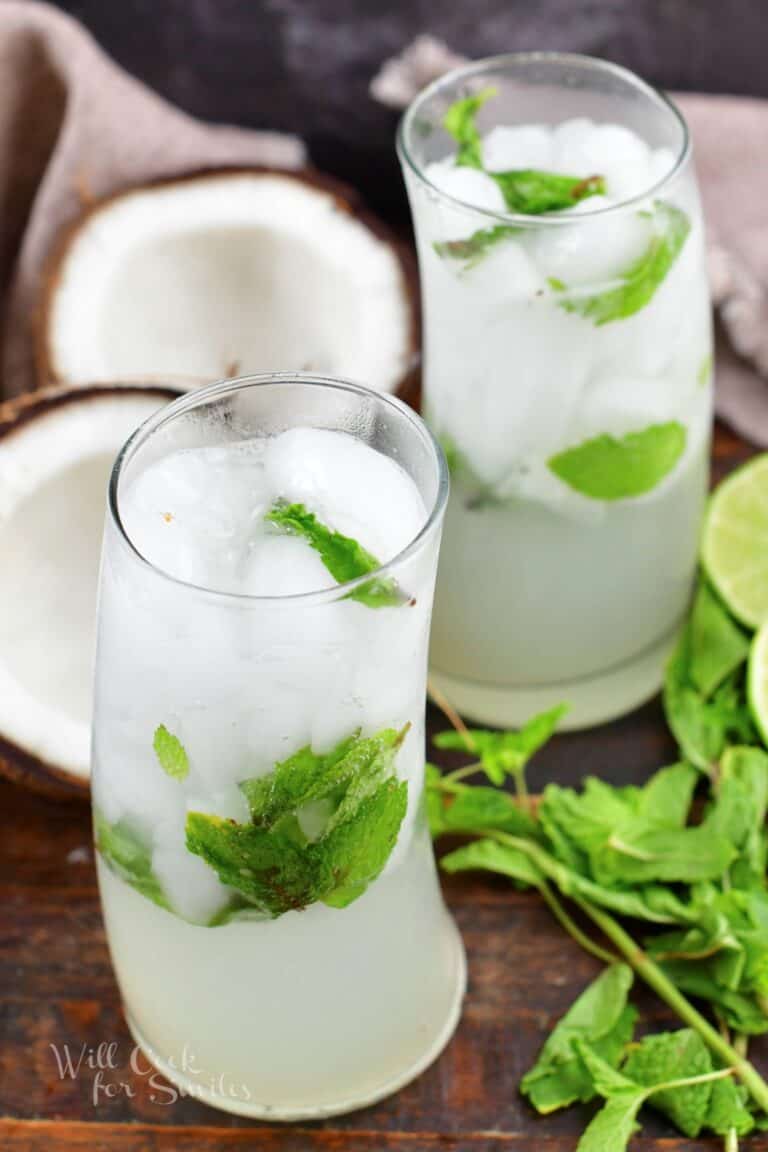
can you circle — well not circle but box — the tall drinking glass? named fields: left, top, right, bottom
left=398, top=53, right=713, bottom=728
left=91, top=373, right=464, bottom=1119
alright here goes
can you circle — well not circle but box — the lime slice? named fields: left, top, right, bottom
left=748, top=622, right=768, bottom=743
left=701, top=455, right=768, bottom=628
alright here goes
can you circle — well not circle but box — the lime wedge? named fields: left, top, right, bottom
left=748, top=622, right=768, bottom=743
left=701, top=455, right=768, bottom=628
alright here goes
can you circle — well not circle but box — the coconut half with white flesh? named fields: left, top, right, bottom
left=0, top=384, right=176, bottom=797
left=38, top=169, right=419, bottom=400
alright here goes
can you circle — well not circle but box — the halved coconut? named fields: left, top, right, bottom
left=0, top=384, right=177, bottom=797
left=38, top=169, right=419, bottom=399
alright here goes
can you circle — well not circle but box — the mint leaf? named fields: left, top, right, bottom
left=575, top=1088, right=645, bottom=1152
left=521, top=965, right=637, bottom=1114
left=548, top=422, right=686, bottom=501
left=94, top=809, right=170, bottom=911
left=557, top=201, right=690, bottom=325
left=592, top=823, right=736, bottom=886
left=428, top=785, right=541, bottom=841
left=636, top=762, right=698, bottom=829
left=689, top=582, right=750, bottom=697
left=433, top=702, right=567, bottom=785
left=659, top=961, right=768, bottom=1035
left=185, top=812, right=315, bottom=916
left=491, top=170, right=604, bottom=214
left=440, top=837, right=542, bottom=889
left=706, top=1075, right=755, bottom=1136
left=434, top=224, right=520, bottom=268
left=664, top=623, right=756, bottom=770
left=443, top=86, right=496, bottom=168
left=622, top=1029, right=713, bottom=1137
left=239, top=730, right=361, bottom=827
left=187, top=727, right=408, bottom=917
left=316, top=775, right=408, bottom=907
left=266, top=501, right=405, bottom=609
left=153, top=724, right=189, bottom=780
left=718, top=746, right=768, bottom=888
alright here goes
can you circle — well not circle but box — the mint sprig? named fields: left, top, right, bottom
left=266, top=500, right=406, bottom=609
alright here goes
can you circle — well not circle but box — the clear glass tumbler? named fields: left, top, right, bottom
left=91, top=373, right=465, bottom=1119
left=398, top=53, right=713, bottom=728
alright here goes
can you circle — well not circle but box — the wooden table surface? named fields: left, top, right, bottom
left=1, top=424, right=762, bottom=1152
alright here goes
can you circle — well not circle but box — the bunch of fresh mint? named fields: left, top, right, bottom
left=428, top=577, right=768, bottom=1148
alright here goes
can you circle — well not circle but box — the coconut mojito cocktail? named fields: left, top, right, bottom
left=399, top=54, right=713, bottom=728
left=92, top=375, right=464, bottom=1119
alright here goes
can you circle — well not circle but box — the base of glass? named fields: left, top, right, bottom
left=124, top=913, right=466, bottom=1121
left=430, top=629, right=675, bottom=731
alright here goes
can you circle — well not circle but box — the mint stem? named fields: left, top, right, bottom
left=537, top=877, right=619, bottom=967
left=574, top=895, right=768, bottom=1115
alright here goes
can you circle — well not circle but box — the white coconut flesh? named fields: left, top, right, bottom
left=0, top=389, right=172, bottom=788
left=45, top=174, right=414, bottom=393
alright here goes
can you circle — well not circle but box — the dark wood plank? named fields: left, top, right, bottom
left=0, top=1119, right=698, bottom=1151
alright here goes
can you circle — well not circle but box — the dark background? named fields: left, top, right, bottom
left=47, top=0, right=768, bottom=227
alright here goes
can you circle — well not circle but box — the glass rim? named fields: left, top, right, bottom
left=396, top=50, right=691, bottom=227
left=107, top=372, right=449, bottom=606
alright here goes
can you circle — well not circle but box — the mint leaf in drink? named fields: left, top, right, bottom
left=434, top=224, right=520, bottom=268
left=187, top=726, right=408, bottom=917
left=239, top=730, right=361, bottom=826
left=491, top=170, right=605, bottom=214
left=185, top=812, right=315, bottom=916
left=315, top=774, right=407, bottom=907
left=153, top=724, right=189, bottom=780
left=697, top=352, right=713, bottom=387
left=443, top=86, right=496, bottom=168
left=557, top=200, right=691, bottom=325
left=94, top=809, right=170, bottom=911
left=434, top=703, right=567, bottom=785
left=521, top=964, right=637, bottom=1114
left=622, top=1029, right=713, bottom=1137
left=689, top=582, right=750, bottom=697
left=266, top=501, right=405, bottom=609
left=548, top=422, right=686, bottom=501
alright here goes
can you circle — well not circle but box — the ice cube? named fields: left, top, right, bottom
left=423, top=160, right=507, bottom=213
left=244, top=533, right=335, bottom=596
left=263, top=427, right=426, bottom=564
left=530, top=196, right=653, bottom=286
left=552, top=117, right=595, bottom=171
left=430, top=294, right=592, bottom=483
left=152, top=835, right=230, bottom=924
left=481, top=124, right=554, bottom=172
left=581, top=124, right=652, bottom=201
left=649, top=146, right=677, bottom=186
